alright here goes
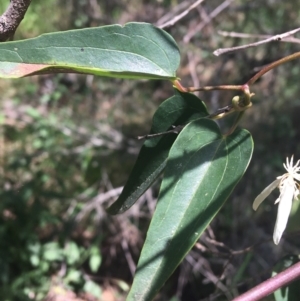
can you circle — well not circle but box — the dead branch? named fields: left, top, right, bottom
left=157, top=0, right=205, bottom=29
left=76, top=186, right=123, bottom=222
left=214, top=27, right=300, bottom=56
left=156, top=1, right=190, bottom=27
left=218, top=30, right=300, bottom=43
left=183, top=0, right=233, bottom=43
left=0, top=0, right=32, bottom=42
left=137, top=125, right=185, bottom=140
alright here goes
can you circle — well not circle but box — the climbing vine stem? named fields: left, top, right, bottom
left=247, top=50, right=300, bottom=85
left=172, top=51, right=300, bottom=131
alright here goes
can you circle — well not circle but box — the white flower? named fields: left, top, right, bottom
left=253, top=156, right=300, bottom=245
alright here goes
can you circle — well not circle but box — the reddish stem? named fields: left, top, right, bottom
left=247, top=51, right=300, bottom=85
left=232, top=262, right=300, bottom=301
left=173, top=79, right=244, bottom=93
left=175, top=51, right=300, bottom=94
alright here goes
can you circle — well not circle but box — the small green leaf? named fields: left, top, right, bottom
left=126, top=119, right=253, bottom=301
left=42, top=242, right=63, bottom=262
left=0, top=23, right=180, bottom=80
left=65, top=269, right=82, bottom=284
left=29, top=254, right=40, bottom=267
left=89, top=246, right=102, bottom=273
left=107, top=91, right=208, bottom=214
left=83, top=280, right=102, bottom=298
left=26, top=107, right=41, bottom=119
left=116, top=280, right=130, bottom=292
left=64, top=241, right=81, bottom=265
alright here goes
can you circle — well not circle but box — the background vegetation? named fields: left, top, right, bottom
left=1, top=0, right=300, bottom=300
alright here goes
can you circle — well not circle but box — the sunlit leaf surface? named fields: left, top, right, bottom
left=107, top=91, right=208, bottom=214
left=127, top=119, right=253, bottom=301
left=0, top=23, right=180, bottom=80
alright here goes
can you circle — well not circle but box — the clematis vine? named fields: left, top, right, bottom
left=253, top=156, right=300, bottom=245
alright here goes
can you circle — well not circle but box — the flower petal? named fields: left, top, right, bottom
left=274, top=197, right=280, bottom=204
left=293, top=159, right=300, bottom=171
left=273, top=180, right=294, bottom=245
left=293, top=173, right=300, bottom=181
left=253, top=178, right=281, bottom=211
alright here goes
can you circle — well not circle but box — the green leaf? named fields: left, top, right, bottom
left=65, top=269, right=82, bottom=284
left=64, top=241, right=81, bottom=265
left=83, top=280, right=102, bottom=298
left=42, top=242, right=63, bottom=262
left=273, top=255, right=300, bottom=301
left=107, top=91, right=208, bottom=214
left=29, top=254, right=40, bottom=267
left=0, top=22, right=180, bottom=80
left=89, top=246, right=102, bottom=273
left=126, top=119, right=253, bottom=301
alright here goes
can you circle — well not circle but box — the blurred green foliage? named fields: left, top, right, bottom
left=1, top=104, right=105, bottom=300
left=1, top=0, right=300, bottom=300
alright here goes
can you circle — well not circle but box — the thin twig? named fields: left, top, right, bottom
left=186, top=255, right=232, bottom=299
left=76, top=187, right=123, bottom=221
left=247, top=51, right=300, bottom=85
left=121, top=239, right=136, bottom=277
left=0, top=0, right=32, bottom=41
left=218, top=30, right=300, bottom=44
left=184, top=0, right=233, bottom=43
left=214, top=27, right=300, bottom=56
left=137, top=101, right=243, bottom=141
left=137, top=125, right=185, bottom=140
left=158, top=0, right=205, bottom=29
left=187, top=51, right=201, bottom=97
left=156, top=1, right=190, bottom=26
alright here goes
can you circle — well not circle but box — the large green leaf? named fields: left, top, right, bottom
left=107, top=91, right=208, bottom=214
left=0, top=22, right=180, bottom=80
left=126, top=119, right=253, bottom=301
